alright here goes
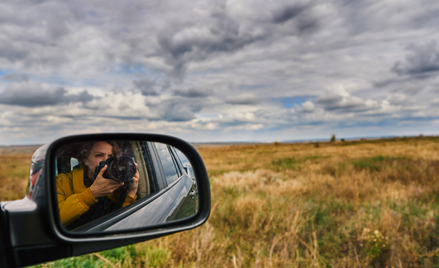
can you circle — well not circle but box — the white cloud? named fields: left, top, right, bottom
left=298, top=100, right=315, bottom=113
left=386, top=93, right=407, bottom=104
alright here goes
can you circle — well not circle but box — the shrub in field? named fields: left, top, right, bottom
left=359, top=228, right=389, bottom=265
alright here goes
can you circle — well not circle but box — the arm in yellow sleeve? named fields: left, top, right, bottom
left=57, top=171, right=98, bottom=226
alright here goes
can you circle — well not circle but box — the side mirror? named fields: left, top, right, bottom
left=0, top=133, right=211, bottom=268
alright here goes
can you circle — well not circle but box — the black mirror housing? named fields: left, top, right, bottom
left=0, top=133, right=211, bottom=268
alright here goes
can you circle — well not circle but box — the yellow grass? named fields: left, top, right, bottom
left=0, top=155, right=31, bottom=201
left=154, top=137, right=439, bottom=267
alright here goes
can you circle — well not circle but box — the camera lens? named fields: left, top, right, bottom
left=107, top=156, right=136, bottom=182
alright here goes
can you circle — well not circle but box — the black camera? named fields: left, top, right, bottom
left=94, top=156, right=136, bottom=183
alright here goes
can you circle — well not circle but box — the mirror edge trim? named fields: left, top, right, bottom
left=45, top=133, right=211, bottom=243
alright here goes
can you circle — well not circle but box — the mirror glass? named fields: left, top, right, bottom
left=54, top=140, right=198, bottom=233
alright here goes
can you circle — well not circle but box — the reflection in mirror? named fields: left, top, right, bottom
left=55, top=140, right=198, bottom=233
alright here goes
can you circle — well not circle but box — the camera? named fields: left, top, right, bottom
left=94, top=156, right=136, bottom=183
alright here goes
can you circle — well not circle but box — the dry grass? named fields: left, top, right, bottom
left=0, top=146, right=38, bottom=201
left=160, top=137, right=439, bottom=267
left=9, top=137, right=439, bottom=267
left=0, top=154, right=31, bottom=201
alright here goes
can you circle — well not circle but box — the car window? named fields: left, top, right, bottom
left=70, top=158, right=79, bottom=170
left=154, top=142, right=180, bottom=185
left=175, top=148, right=195, bottom=180
left=175, top=148, right=190, bottom=166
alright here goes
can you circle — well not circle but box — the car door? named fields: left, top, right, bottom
left=151, top=142, right=198, bottom=222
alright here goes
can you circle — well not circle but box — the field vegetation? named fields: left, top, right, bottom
left=1, top=138, right=439, bottom=267
left=0, top=146, right=37, bottom=201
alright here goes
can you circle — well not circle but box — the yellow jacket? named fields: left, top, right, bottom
left=56, top=166, right=136, bottom=226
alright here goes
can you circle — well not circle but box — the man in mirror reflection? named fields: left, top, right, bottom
left=56, top=141, right=139, bottom=229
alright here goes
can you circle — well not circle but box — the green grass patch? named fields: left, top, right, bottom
left=30, top=245, right=140, bottom=268
left=352, top=155, right=411, bottom=172
left=269, top=157, right=300, bottom=171
left=268, top=155, right=329, bottom=172
left=352, top=155, right=388, bottom=171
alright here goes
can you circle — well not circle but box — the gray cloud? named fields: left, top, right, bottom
left=161, top=105, right=195, bottom=121
left=173, top=88, right=212, bottom=98
left=0, top=82, right=94, bottom=107
left=74, top=90, right=95, bottom=103
left=316, top=94, right=343, bottom=110
left=315, top=88, right=380, bottom=113
left=272, top=5, right=307, bottom=24
left=386, top=93, right=407, bottom=105
left=156, top=99, right=198, bottom=122
left=392, top=40, right=439, bottom=76
left=3, top=73, right=29, bottom=82
left=156, top=1, right=319, bottom=78
left=157, top=22, right=263, bottom=78
left=0, top=1, right=73, bottom=68
left=226, top=93, right=260, bottom=105
left=133, top=79, right=158, bottom=96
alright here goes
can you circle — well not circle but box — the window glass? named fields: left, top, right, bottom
left=175, top=149, right=190, bottom=166
left=175, top=149, right=195, bottom=180
left=70, top=157, right=79, bottom=170
left=155, top=142, right=179, bottom=185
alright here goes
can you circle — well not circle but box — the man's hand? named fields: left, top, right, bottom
left=127, top=163, right=140, bottom=197
left=89, top=165, right=124, bottom=199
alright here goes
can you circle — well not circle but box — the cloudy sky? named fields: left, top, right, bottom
left=1, top=0, right=439, bottom=145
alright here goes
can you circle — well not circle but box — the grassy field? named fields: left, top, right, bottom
left=1, top=138, right=439, bottom=267
left=0, top=146, right=38, bottom=201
